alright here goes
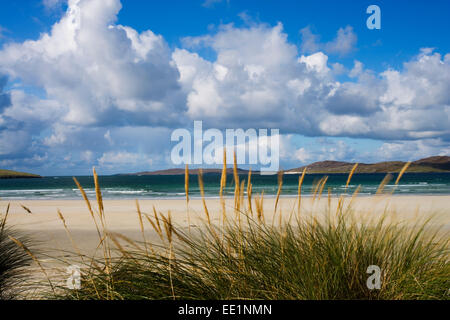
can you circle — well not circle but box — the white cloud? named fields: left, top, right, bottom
left=0, top=0, right=184, bottom=127
left=104, top=130, right=113, bottom=145
left=176, top=22, right=450, bottom=143
left=299, top=52, right=330, bottom=74
left=294, top=147, right=312, bottom=163
left=287, top=138, right=356, bottom=165
left=325, top=26, right=357, bottom=56
left=349, top=60, right=363, bottom=78
left=299, top=26, right=320, bottom=54
left=300, top=25, right=357, bottom=56
left=98, top=151, right=152, bottom=168
left=80, top=150, right=93, bottom=162
left=377, top=139, right=450, bottom=161
left=0, top=130, right=30, bottom=156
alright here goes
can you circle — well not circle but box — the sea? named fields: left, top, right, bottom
left=1, top=172, right=450, bottom=200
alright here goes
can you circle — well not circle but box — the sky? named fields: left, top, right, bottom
left=0, top=0, right=449, bottom=175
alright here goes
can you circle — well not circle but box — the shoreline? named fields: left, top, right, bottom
left=2, top=195, right=449, bottom=261
left=1, top=192, right=449, bottom=202
left=4, top=194, right=449, bottom=227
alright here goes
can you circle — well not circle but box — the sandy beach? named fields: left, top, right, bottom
left=0, top=195, right=448, bottom=298
left=2, top=195, right=449, bottom=259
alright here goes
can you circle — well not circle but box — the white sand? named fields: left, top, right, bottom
left=1, top=195, right=448, bottom=292
left=2, top=195, right=449, bottom=256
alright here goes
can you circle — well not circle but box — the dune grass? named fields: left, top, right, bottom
left=0, top=205, right=33, bottom=300
left=35, top=157, right=448, bottom=301
left=56, top=214, right=449, bottom=300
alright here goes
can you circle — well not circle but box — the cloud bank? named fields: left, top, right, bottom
left=0, top=0, right=449, bottom=173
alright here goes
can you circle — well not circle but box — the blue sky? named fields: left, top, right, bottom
left=0, top=0, right=449, bottom=175
left=2, top=1, right=449, bottom=69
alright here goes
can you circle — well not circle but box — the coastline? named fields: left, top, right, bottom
left=1, top=195, right=448, bottom=295
left=1, top=192, right=450, bottom=202
left=3, top=195, right=449, bottom=257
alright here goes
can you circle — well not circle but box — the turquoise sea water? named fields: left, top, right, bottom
left=1, top=173, right=450, bottom=200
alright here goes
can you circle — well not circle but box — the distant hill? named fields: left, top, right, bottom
left=286, top=156, right=450, bottom=174
left=119, top=156, right=450, bottom=176
left=0, top=169, right=42, bottom=179
left=120, top=168, right=250, bottom=176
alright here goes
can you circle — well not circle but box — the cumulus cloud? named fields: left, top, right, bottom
left=174, top=22, right=306, bottom=131
left=0, top=0, right=189, bottom=172
left=0, top=130, right=30, bottom=157
left=0, top=0, right=185, bottom=128
left=299, top=27, right=320, bottom=54
left=176, top=23, right=450, bottom=142
left=282, top=136, right=356, bottom=165
left=325, top=26, right=357, bottom=56
left=0, top=0, right=449, bottom=173
left=300, top=25, right=357, bottom=56
left=0, top=75, right=11, bottom=112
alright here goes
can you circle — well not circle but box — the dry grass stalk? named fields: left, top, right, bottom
left=327, top=187, right=332, bottom=216
left=278, top=205, right=283, bottom=226
left=376, top=174, right=392, bottom=195
left=396, top=161, right=411, bottom=185
left=239, top=179, right=245, bottom=213
left=73, top=175, right=113, bottom=296
left=9, top=235, right=55, bottom=295
left=336, top=195, right=344, bottom=217
left=108, top=232, right=144, bottom=252
left=274, top=170, right=284, bottom=214
left=348, top=185, right=361, bottom=209
left=152, top=206, right=163, bottom=235
left=161, top=211, right=173, bottom=245
left=93, top=168, right=104, bottom=216
left=297, top=168, right=307, bottom=218
left=346, top=163, right=359, bottom=188
left=73, top=177, right=101, bottom=236
left=160, top=211, right=175, bottom=299
left=312, top=176, right=327, bottom=202
left=57, top=210, right=84, bottom=260
left=144, top=213, right=164, bottom=243
left=185, top=164, right=189, bottom=203
left=108, top=234, right=136, bottom=261
left=135, top=200, right=149, bottom=256
left=74, top=175, right=111, bottom=278
left=219, top=150, right=228, bottom=241
left=233, top=151, right=240, bottom=213
left=255, top=191, right=265, bottom=223
left=93, top=168, right=111, bottom=274
left=185, top=164, right=191, bottom=233
left=247, top=169, right=253, bottom=216
left=20, top=204, right=32, bottom=214
left=0, top=203, right=10, bottom=234
left=198, top=169, right=211, bottom=225
left=220, top=149, right=227, bottom=223
left=317, top=176, right=328, bottom=201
